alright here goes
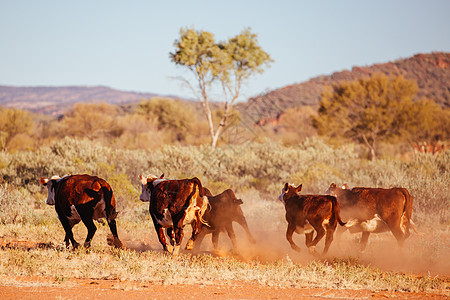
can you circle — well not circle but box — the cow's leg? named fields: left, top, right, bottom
left=192, top=227, right=208, bottom=250
left=286, top=223, right=301, bottom=252
left=186, top=214, right=204, bottom=251
left=360, top=232, right=370, bottom=251
left=225, top=224, right=238, bottom=249
left=167, top=227, right=175, bottom=246
left=77, top=206, right=97, bottom=248
left=57, top=212, right=79, bottom=249
left=155, top=224, right=171, bottom=253
left=334, top=225, right=346, bottom=246
left=389, top=225, right=406, bottom=248
left=172, top=225, right=184, bottom=256
left=185, top=222, right=197, bottom=250
left=107, top=219, right=123, bottom=249
left=308, top=222, right=326, bottom=256
left=322, top=226, right=336, bottom=256
left=236, top=217, right=256, bottom=244
left=211, top=230, right=220, bottom=251
left=305, top=231, right=314, bottom=248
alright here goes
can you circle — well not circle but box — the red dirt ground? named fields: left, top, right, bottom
left=0, top=237, right=448, bottom=299
left=0, top=276, right=448, bottom=300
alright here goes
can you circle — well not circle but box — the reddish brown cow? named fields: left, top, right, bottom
left=139, top=174, right=209, bottom=256
left=278, top=183, right=345, bottom=256
left=40, top=174, right=123, bottom=249
left=194, top=188, right=256, bottom=251
left=326, top=183, right=413, bottom=251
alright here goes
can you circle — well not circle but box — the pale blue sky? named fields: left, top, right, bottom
left=1, top=1, right=449, bottom=101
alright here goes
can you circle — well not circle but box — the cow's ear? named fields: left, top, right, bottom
left=92, top=181, right=102, bottom=192
left=139, top=174, right=146, bottom=185
left=296, top=184, right=302, bottom=192
left=284, top=183, right=289, bottom=190
left=330, top=183, right=336, bottom=188
left=233, top=198, right=244, bottom=205
left=159, top=173, right=165, bottom=179
left=39, top=177, right=49, bottom=186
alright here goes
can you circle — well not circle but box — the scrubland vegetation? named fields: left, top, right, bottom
left=0, top=73, right=449, bottom=294
left=0, top=137, right=448, bottom=294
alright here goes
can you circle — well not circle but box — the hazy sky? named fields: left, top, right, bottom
left=1, top=1, right=449, bottom=101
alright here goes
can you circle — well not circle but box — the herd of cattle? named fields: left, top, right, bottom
left=39, top=173, right=416, bottom=257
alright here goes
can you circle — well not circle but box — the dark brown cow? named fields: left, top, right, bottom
left=139, top=174, right=209, bottom=256
left=278, top=183, right=345, bottom=256
left=39, top=174, right=123, bottom=249
left=194, top=188, right=256, bottom=251
left=326, top=183, right=413, bottom=251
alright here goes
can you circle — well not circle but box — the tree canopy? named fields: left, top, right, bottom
left=313, top=73, right=448, bottom=160
left=170, top=27, right=273, bottom=148
left=0, top=107, right=34, bottom=151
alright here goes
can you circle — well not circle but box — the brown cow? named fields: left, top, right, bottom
left=40, top=174, right=123, bottom=249
left=194, top=188, right=256, bottom=251
left=139, top=174, right=209, bottom=256
left=326, top=183, right=413, bottom=251
left=278, top=183, right=345, bottom=256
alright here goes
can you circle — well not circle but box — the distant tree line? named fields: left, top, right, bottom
left=0, top=75, right=448, bottom=160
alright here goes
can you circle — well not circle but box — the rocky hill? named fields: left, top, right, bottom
left=0, top=85, right=161, bottom=115
left=240, top=52, right=449, bottom=122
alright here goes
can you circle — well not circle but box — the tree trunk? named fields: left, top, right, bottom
left=361, top=134, right=377, bottom=161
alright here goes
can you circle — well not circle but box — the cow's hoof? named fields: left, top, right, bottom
left=72, top=242, right=80, bottom=250
left=291, top=245, right=301, bottom=252
left=185, top=240, right=194, bottom=250
left=113, top=239, right=124, bottom=249
left=165, top=244, right=174, bottom=254
left=309, top=246, right=319, bottom=257
left=172, top=245, right=181, bottom=256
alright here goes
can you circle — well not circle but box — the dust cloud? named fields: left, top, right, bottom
left=118, top=199, right=449, bottom=277
left=204, top=225, right=450, bottom=277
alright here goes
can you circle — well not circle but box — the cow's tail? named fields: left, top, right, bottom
left=399, top=188, right=413, bottom=237
left=331, top=196, right=346, bottom=226
left=103, top=186, right=118, bottom=222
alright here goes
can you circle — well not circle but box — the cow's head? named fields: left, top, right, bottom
left=326, top=183, right=348, bottom=196
left=139, top=173, right=165, bottom=202
left=39, top=175, right=62, bottom=205
left=278, top=183, right=302, bottom=205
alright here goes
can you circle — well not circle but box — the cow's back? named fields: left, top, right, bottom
left=350, top=187, right=406, bottom=220
left=55, top=174, right=115, bottom=218
left=151, top=179, right=197, bottom=215
left=206, top=189, right=244, bottom=228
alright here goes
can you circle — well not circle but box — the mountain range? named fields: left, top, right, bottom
left=241, top=52, right=449, bottom=122
left=0, top=52, right=448, bottom=119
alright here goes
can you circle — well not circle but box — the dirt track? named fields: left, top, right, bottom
left=0, top=276, right=447, bottom=300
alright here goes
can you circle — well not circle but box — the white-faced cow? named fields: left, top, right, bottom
left=39, top=174, right=123, bottom=249
left=326, top=183, right=413, bottom=251
left=194, top=188, right=256, bottom=251
left=278, top=183, right=346, bottom=256
left=139, top=174, right=209, bottom=256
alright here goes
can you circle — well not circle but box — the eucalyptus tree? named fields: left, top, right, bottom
left=313, top=73, right=435, bottom=160
left=170, top=27, right=272, bottom=148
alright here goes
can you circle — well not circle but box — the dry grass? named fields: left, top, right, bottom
left=0, top=196, right=448, bottom=295
left=0, top=140, right=448, bottom=295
